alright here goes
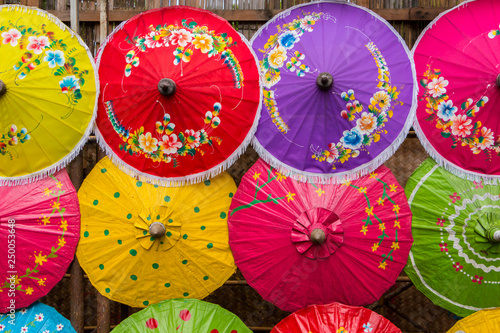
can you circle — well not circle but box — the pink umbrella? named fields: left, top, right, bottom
left=413, top=0, right=500, bottom=181
left=228, top=159, right=412, bottom=312
left=0, top=170, right=80, bottom=312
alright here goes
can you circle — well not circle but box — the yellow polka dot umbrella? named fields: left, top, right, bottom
left=447, top=308, right=500, bottom=333
left=0, top=5, right=98, bottom=185
left=76, top=157, right=236, bottom=307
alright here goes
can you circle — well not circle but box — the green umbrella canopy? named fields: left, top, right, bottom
left=404, top=158, right=500, bottom=317
left=111, top=299, right=251, bottom=332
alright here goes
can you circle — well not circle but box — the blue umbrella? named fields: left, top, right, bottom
left=0, top=301, right=75, bottom=332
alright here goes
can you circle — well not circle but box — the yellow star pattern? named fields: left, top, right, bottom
left=377, top=198, right=384, bottom=206
left=365, top=207, right=374, bottom=216
left=390, top=184, right=398, bottom=192
left=369, top=172, right=378, bottom=178
left=286, top=192, right=296, bottom=202
left=360, top=225, right=368, bottom=235
left=391, top=242, right=400, bottom=250
left=315, top=188, right=325, bottom=197
left=379, top=223, right=386, bottom=231
left=252, top=172, right=261, bottom=180
left=394, top=220, right=401, bottom=228
left=372, top=243, right=379, bottom=252
left=275, top=172, right=287, bottom=181
left=378, top=261, right=388, bottom=270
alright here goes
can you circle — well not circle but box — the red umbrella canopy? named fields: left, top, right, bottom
left=228, top=159, right=412, bottom=312
left=0, top=170, right=80, bottom=311
left=96, top=6, right=261, bottom=185
left=271, top=302, right=401, bottom=333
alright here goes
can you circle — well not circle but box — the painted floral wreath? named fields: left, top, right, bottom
left=108, top=19, right=244, bottom=166
left=312, top=43, right=402, bottom=169
left=258, top=12, right=402, bottom=169
left=259, top=11, right=321, bottom=133
left=420, top=66, right=496, bottom=160
left=0, top=22, right=89, bottom=118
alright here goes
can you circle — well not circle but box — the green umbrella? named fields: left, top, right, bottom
left=405, top=158, right=500, bottom=317
left=111, top=299, right=251, bottom=332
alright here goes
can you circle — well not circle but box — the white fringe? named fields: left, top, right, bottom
left=94, top=7, right=263, bottom=187
left=250, top=0, right=418, bottom=185
left=0, top=5, right=100, bottom=187
left=411, top=0, right=499, bottom=184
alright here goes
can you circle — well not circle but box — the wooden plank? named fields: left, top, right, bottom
left=70, top=0, right=79, bottom=33
left=96, top=293, right=111, bottom=333
left=46, top=7, right=455, bottom=22
left=70, top=259, right=85, bottom=333
left=100, top=0, right=108, bottom=49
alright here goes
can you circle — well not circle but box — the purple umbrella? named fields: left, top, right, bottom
left=251, top=1, right=416, bottom=183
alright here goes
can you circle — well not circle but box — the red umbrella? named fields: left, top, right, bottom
left=271, top=302, right=401, bottom=333
left=96, top=6, right=261, bottom=185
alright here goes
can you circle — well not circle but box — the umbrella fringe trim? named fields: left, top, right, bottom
left=93, top=12, right=262, bottom=187
left=411, top=0, right=498, bottom=185
left=413, top=119, right=499, bottom=185
left=250, top=0, right=418, bottom=185
left=0, top=4, right=100, bottom=187
left=3, top=5, right=75, bottom=33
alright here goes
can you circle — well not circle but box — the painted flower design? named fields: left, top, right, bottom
left=436, top=100, right=457, bottom=121
left=144, top=31, right=165, bottom=48
left=453, top=262, right=463, bottom=271
left=264, top=70, right=280, bottom=88
left=278, top=30, right=299, bottom=49
left=170, top=29, right=193, bottom=47
left=159, top=134, right=182, bottom=154
left=26, top=35, right=50, bottom=54
left=436, top=217, right=445, bottom=227
left=21, top=326, right=28, bottom=333
left=370, top=90, right=391, bottom=111
left=192, top=34, right=213, bottom=54
left=35, top=313, right=44, bottom=322
left=475, top=127, right=495, bottom=150
left=56, top=324, right=64, bottom=331
left=44, top=50, right=65, bottom=68
left=326, top=143, right=339, bottom=163
left=268, top=46, right=287, bottom=69
left=363, top=322, right=373, bottom=332
left=0, top=324, right=5, bottom=331
left=356, top=112, right=377, bottom=134
left=427, top=76, right=448, bottom=98
left=472, top=275, right=483, bottom=284
left=184, top=129, right=201, bottom=149
left=439, top=243, right=448, bottom=252
left=450, top=114, right=473, bottom=137
left=138, top=132, right=158, bottom=153
left=341, top=127, right=363, bottom=150
left=59, top=76, right=81, bottom=93
left=1, top=28, right=21, bottom=46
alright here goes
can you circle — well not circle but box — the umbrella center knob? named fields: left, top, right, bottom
left=149, top=222, right=166, bottom=238
left=310, top=228, right=326, bottom=245
left=316, top=72, right=333, bottom=91
left=158, top=78, right=176, bottom=97
left=487, top=227, right=500, bottom=242
left=0, top=80, right=6, bottom=97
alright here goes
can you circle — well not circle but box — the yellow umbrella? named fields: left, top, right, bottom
left=447, top=308, right=500, bottom=333
left=76, top=157, right=236, bottom=307
left=0, top=5, right=97, bottom=184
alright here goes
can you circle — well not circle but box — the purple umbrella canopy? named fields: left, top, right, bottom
left=251, top=1, right=417, bottom=183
